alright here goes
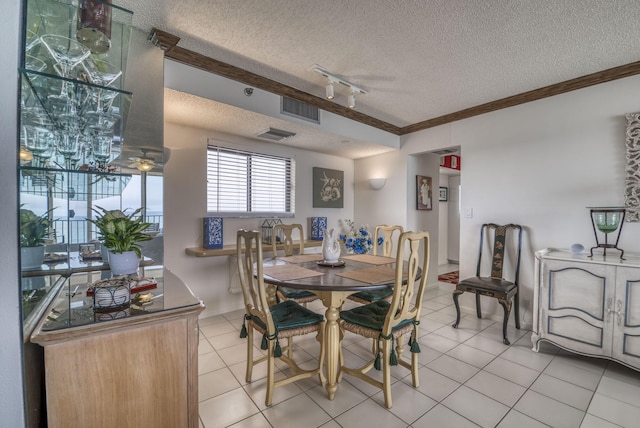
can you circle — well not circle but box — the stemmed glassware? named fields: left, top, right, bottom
left=82, top=57, right=122, bottom=128
left=40, top=34, right=90, bottom=115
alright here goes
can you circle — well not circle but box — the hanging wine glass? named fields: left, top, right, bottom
left=82, top=57, right=121, bottom=121
left=56, top=129, right=82, bottom=170
left=23, top=125, right=55, bottom=168
left=40, top=35, right=90, bottom=77
left=91, top=132, right=113, bottom=165
left=40, top=34, right=90, bottom=116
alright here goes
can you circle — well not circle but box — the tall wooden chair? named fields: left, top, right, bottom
left=348, top=225, right=404, bottom=304
left=236, top=229, right=325, bottom=406
left=452, top=223, right=523, bottom=345
left=339, top=231, right=430, bottom=408
left=271, top=223, right=319, bottom=305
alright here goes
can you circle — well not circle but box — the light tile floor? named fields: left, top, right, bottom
left=197, top=264, right=640, bottom=428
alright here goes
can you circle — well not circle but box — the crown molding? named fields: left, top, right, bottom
left=153, top=29, right=640, bottom=136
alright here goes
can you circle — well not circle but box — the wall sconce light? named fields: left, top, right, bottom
left=368, top=177, right=386, bottom=190
left=312, top=65, right=366, bottom=109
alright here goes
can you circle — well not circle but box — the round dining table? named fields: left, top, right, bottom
left=261, top=254, right=403, bottom=400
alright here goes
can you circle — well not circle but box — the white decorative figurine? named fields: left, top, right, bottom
left=322, top=228, right=341, bottom=262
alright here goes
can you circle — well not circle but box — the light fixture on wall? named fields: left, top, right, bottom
left=368, top=177, right=386, bottom=190
left=312, top=65, right=366, bottom=109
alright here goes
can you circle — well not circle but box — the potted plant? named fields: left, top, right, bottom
left=20, top=206, right=52, bottom=270
left=89, top=206, right=153, bottom=275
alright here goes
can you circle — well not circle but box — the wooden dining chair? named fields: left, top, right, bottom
left=347, top=224, right=404, bottom=305
left=271, top=223, right=319, bottom=305
left=339, top=230, right=430, bottom=408
left=452, top=223, right=523, bottom=345
left=236, top=229, right=326, bottom=406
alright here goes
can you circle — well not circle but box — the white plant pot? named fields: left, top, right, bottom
left=108, top=250, right=140, bottom=275
left=21, top=246, right=45, bottom=270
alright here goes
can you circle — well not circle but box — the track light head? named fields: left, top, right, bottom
left=326, top=82, right=334, bottom=100
left=348, top=92, right=356, bottom=109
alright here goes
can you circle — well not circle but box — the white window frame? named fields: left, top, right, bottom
left=206, top=144, right=295, bottom=218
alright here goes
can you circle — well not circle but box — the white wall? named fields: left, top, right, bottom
left=164, top=123, right=354, bottom=317
left=438, top=173, right=450, bottom=265
left=355, top=131, right=447, bottom=287
left=447, top=174, right=460, bottom=263
left=356, top=74, right=640, bottom=328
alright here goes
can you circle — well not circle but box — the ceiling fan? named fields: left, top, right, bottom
left=128, top=149, right=163, bottom=172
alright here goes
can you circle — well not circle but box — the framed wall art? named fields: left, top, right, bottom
left=416, top=175, right=432, bottom=210
left=439, top=187, right=448, bottom=202
left=313, top=167, right=344, bottom=208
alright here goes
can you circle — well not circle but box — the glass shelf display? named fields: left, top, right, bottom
left=20, top=0, right=133, bottom=175
left=19, top=0, right=136, bottom=329
left=19, top=165, right=131, bottom=200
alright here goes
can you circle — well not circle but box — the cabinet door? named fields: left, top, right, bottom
left=612, top=267, right=640, bottom=369
left=540, top=259, right=615, bottom=356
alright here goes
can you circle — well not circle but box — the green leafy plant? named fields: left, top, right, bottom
left=20, top=207, right=51, bottom=247
left=89, top=206, right=152, bottom=258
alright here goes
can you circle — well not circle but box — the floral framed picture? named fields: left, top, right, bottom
left=416, top=175, right=432, bottom=210
left=439, top=187, right=448, bottom=202
left=313, top=167, right=344, bottom=208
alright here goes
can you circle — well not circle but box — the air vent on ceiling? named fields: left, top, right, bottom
left=256, top=127, right=297, bottom=141
left=281, top=97, right=320, bottom=124
left=432, top=148, right=458, bottom=155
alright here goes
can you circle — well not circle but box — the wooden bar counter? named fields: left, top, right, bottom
left=30, top=269, right=204, bottom=428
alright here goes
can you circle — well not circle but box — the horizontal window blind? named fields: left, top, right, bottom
left=207, top=145, right=295, bottom=216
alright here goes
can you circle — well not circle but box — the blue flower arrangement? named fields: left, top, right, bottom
left=339, top=219, right=378, bottom=254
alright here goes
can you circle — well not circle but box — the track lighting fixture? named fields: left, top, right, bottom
left=311, top=65, right=366, bottom=109
left=325, top=82, right=334, bottom=100
left=348, top=92, right=356, bottom=109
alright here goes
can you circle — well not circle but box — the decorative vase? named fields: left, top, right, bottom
left=203, top=217, right=223, bottom=249
left=322, top=228, right=341, bottom=262
left=310, top=217, right=327, bottom=241
left=21, top=246, right=45, bottom=270
left=108, top=250, right=139, bottom=275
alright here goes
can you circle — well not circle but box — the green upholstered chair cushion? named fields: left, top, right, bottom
left=350, top=287, right=393, bottom=302
left=340, top=300, right=413, bottom=331
left=252, top=300, right=323, bottom=331
left=278, top=286, right=316, bottom=299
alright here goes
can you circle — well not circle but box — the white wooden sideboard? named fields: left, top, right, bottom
left=532, top=249, right=640, bottom=371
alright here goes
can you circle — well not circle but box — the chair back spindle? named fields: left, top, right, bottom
left=237, top=230, right=275, bottom=332
left=272, top=224, right=304, bottom=257
left=374, top=225, right=404, bottom=257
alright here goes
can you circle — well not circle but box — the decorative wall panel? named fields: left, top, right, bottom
left=625, top=113, right=640, bottom=221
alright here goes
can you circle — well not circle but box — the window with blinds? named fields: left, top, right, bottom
left=207, top=145, right=295, bottom=217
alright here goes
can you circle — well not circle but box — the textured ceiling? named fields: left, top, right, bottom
left=120, top=0, right=640, bottom=157
left=164, top=89, right=395, bottom=159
